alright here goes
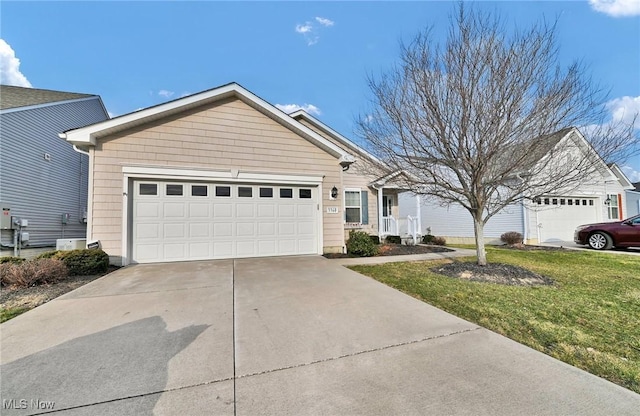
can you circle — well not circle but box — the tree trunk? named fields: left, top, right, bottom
left=473, top=217, right=487, bottom=266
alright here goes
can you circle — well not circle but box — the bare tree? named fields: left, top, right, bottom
left=357, top=3, right=638, bottom=266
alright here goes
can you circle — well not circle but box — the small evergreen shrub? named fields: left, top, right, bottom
left=369, top=235, right=380, bottom=245
left=501, top=231, right=523, bottom=245
left=385, top=235, right=402, bottom=244
left=422, top=234, right=434, bottom=244
left=0, top=256, right=25, bottom=264
left=346, top=231, right=379, bottom=257
left=0, top=259, right=67, bottom=288
left=53, top=249, right=110, bottom=276
left=35, top=250, right=61, bottom=259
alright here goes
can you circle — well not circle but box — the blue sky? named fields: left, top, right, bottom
left=2, top=1, right=639, bottom=180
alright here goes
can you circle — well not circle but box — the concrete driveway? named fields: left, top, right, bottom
left=1, top=256, right=638, bottom=415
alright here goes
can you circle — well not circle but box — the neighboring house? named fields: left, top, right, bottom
left=627, top=181, right=640, bottom=217
left=399, top=127, right=634, bottom=244
left=60, top=83, right=419, bottom=265
left=0, top=85, right=109, bottom=253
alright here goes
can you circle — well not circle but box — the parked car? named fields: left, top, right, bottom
left=574, top=215, right=640, bottom=250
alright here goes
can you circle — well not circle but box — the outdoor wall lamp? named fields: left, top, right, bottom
left=330, top=186, right=339, bottom=200
left=604, top=196, right=611, bottom=206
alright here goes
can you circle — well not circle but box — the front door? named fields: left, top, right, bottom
left=383, top=195, right=393, bottom=217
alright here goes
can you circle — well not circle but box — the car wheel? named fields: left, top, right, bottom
left=588, top=232, right=613, bottom=250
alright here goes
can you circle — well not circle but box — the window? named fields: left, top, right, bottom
left=560, top=199, right=566, bottom=205
left=259, top=187, right=273, bottom=198
left=280, top=188, right=293, bottom=198
left=552, top=198, right=558, bottom=205
left=139, top=183, right=157, bottom=196
left=215, top=186, right=231, bottom=197
left=345, top=190, right=361, bottom=223
left=166, top=184, right=183, bottom=196
left=191, top=185, right=207, bottom=197
left=582, top=200, right=587, bottom=206
left=299, top=189, right=312, bottom=199
left=568, top=199, right=573, bottom=206
left=238, top=187, right=253, bottom=198
left=575, top=199, right=580, bottom=206
left=589, top=200, right=594, bottom=206
left=607, top=194, right=619, bottom=219
left=535, top=198, right=542, bottom=205
left=544, top=198, right=549, bottom=205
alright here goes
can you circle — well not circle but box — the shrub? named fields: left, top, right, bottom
left=346, top=231, right=379, bottom=257
left=501, top=231, right=523, bottom=245
left=385, top=235, right=402, bottom=244
left=369, top=235, right=380, bottom=245
left=432, top=236, right=447, bottom=246
left=0, top=256, right=25, bottom=264
left=35, top=250, right=61, bottom=259
left=422, top=234, right=434, bottom=244
left=53, top=249, right=110, bottom=276
left=0, top=259, right=68, bottom=288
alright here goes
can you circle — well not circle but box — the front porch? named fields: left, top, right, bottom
left=377, top=186, right=422, bottom=244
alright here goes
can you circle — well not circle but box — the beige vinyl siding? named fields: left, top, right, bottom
left=297, top=118, right=381, bottom=235
left=91, top=98, right=343, bottom=259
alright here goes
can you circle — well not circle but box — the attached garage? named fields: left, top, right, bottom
left=132, top=179, right=320, bottom=263
left=536, top=197, right=599, bottom=242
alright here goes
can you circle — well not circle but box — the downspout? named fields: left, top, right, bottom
left=72, top=145, right=90, bottom=156
left=521, top=198, right=528, bottom=243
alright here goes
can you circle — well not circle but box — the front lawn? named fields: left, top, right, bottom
left=350, top=247, right=640, bottom=393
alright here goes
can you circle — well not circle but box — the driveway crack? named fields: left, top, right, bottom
left=236, top=327, right=482, bottom=380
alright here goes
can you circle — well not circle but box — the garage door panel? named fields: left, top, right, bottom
left=189, top=223, right=211, bottom=238
left=164, top=203, right=186, bottom=217
left=537, top=197, right=599, bottom=242
left=133, top=180, right=319, bottom=263
left=213, top=223, right=233, bottom=237
left=136, top=202, right=159, bottom=218
left=136, top=223, right=159, bottom=239
left=214, top=204, right=233, bottom=217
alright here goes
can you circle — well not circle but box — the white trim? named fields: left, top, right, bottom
left=86, top=148, right=95, bottom=242
left=121, top=165, right=324, bottom=185
left=289, top=110, right=383, bottom=164
left=344, top=187, right=363, bottom=224
left=60, top=83, right=352, bottom=160
left=121, top=176, right=129, bottom=266
left=317, top=183, right=325, bottom=255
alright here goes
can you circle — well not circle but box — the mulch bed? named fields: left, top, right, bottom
left=431, top=262, right=554, bottom=286
left=323, top=244, right=452, bottom=259
left=0, top=266, right=120, bottom=311
left=499, top=244, right=567, bottom=251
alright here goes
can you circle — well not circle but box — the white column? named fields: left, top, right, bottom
left=378, top=186, right=384, bottom=238
left=415, top=194, right=422, bottom=234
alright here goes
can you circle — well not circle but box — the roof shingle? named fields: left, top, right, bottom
left=0, top=85, right=96, bottom=110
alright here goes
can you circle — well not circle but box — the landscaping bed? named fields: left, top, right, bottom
left=350, top=247, right=640, bottom=393
left=323, top=243, right=452, bottom=259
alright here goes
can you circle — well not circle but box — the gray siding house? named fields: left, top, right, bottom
left=0, top=85, right=109, bottom=252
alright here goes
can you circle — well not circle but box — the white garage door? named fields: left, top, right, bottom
left=536, top=197, right=599, bottom=242
left=132, top=181, right=319, bottom=263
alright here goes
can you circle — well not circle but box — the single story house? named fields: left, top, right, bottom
left=61, top=83, right=419, bottom=265
left=399, top=127, right=635, bottom=244
left=0, top=85, right=109, bottom=254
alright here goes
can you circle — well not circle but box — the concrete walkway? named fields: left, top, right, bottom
left=1, top=256, right=638, bottom=415
left=334, top=247, right=476, bottom=265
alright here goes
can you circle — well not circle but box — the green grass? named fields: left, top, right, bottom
left=0, top=306, right=29, bottom=323
left=350, top=247, right=640, bottom=393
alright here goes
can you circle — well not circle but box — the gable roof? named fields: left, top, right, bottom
left=0, top=85, right=96, bottom=110
left=60, top=82, right=353, bottom=161
left=288, top=110, right=382, bottom=164
left=608, top=163, right=635, bottom=190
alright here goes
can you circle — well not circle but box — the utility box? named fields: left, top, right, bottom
left=1, top=203, right=11, bottom=230
left=56, top=238, right=87, bottom=251
left=20, top=232, right=29, bottom=245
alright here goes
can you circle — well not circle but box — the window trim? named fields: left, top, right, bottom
left=607, top=193, right=620, bottom=220
left=344, top=188, right=362, bottom=224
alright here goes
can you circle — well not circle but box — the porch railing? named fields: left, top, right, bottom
left=382, top=216, right=397, bottom=236
left=407, top=215, right=419, bottom=245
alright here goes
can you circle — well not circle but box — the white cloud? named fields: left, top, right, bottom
left=295, top=23, right=313, bottom=34
left=0, top=39, right=32, bottom=87
left=276, top=103, right=321, bottom=116
left=315, top=17, right=334, bottom=27
left=158, top=90, right=174, bottom=98
left=606, top=95, right=640, bottom=129
left=295, top=16, right=334, bottom=46
left=589, top=0, right=640, bottom=17
left=621, top=165, right=640, bottom=182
